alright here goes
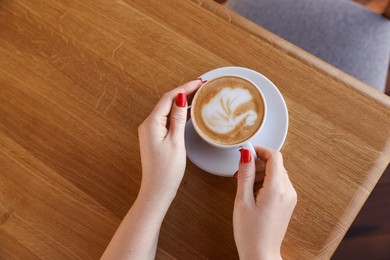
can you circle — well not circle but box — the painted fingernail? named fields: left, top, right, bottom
left=240, top=149, right=251, bottom=163
left=196, top=78, right=208, bottom=84
left=176, top=93, right=187, bottom=108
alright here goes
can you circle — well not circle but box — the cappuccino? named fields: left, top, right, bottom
left=192, top=76, right=265, bottom=146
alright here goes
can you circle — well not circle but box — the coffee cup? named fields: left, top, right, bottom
left=190, top=75, right=267, bottom=159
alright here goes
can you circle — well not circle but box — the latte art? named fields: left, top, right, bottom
left=202, top=87, right=258, bottom=134
left=192, top=76, right=265, bottom=146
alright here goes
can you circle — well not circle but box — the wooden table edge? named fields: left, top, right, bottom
left=192, top=0, right=390, bottom=107
left=194, top=0, right=390, bottom=195
left=190, top=0, right=390, bottom=257
left=193, top=0, right=390, bottom=192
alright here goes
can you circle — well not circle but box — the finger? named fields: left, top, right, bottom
left=168, top=93, right=188, bottom=141
left=151, top=80, right=202, bottom=120
left=254, top=146, right=274, bottom=161
left=254, top=146, right=285, bottom=188
left=236, top=149, right=256, bottom=204
left=253, top=170, right=265, bottom=198
left=254, top=170, right=265, bottom=183
left=255, top=158, right=266, bottom=172
left=253, top=181, right=263, bottom=197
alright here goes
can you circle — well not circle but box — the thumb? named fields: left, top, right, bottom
left=236, top=149, right=256, bottom=204
left=169, top=93, right=188, bottom=141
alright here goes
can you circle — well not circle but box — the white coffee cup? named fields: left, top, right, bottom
left=190, top=75, right=267, bottom=159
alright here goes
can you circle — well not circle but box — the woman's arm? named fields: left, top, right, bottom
left=101, top=193, right=173, bottom=259
left=101, top=80, right=202, bottom=260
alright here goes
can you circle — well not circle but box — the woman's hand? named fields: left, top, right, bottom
left=233, top=147, right=297, bottom=260
left=138, top=79, right=202, bottom=201
left=102, top=80, right=202, bottom=260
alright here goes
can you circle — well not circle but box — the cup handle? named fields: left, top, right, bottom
left=241, top=142, right=258, bottom=160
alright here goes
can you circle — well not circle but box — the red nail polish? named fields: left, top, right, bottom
left=240, top=149, right=251, bottom=163
left=176, top=93, right=187, bottom=108
left=196, top=78, right=208, bottom=84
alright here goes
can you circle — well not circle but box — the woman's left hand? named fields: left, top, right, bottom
left=138, top=80, right=202, bottom=201
left=102, top=80, right=203, bottom=260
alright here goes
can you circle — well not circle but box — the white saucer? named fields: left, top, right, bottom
left=185, top=66, right=288, bottom=177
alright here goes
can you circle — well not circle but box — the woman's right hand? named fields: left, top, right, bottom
left=233, top=147, right=297, bottom=260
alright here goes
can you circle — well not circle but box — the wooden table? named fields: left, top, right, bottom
left=1, top=0, right=389, bottom=259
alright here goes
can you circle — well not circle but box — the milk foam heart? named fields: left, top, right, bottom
left=202, top=87, right=258, bottom=134
left=192, top=76, right=265, bottom=146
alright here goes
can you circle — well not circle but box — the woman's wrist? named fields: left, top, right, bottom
left=260, top=253, right=282, bottom=260
left=138, top=170, right=181, bottom=204
left=137, top=184, right=177, bottom=208
left=238, top=248, right=281, bottom=260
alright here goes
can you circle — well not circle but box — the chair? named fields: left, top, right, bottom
left=225, top=0, right=390, bottom=92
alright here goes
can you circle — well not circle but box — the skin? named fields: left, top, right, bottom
left=101, top=80, right=297, bottom=260
left=101, top=80, right=202, bottom=260
left=234, top=147, right=297, bottom=260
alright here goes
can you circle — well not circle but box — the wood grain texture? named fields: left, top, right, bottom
left=346, top=184, right=390, bottom=239
left=333, top=233, right=390, bottom=259
left=385, top=0, right=390, bottom=17
left=0, top=0, right=389, bottom=259
left=333, top=164, right=390, bottom=259
left=353, top=0, right=390, bottom=14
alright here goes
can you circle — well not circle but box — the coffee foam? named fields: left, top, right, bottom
left=202, top=87, right=258, bottom=134
left=193, top=76, right=265, bottom=146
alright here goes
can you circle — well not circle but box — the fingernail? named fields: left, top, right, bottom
left=196, top=78, right=208, bottom=84
left=240, top=149, right=251, bottom=163
left=176, top=93, right=187, bottom=108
